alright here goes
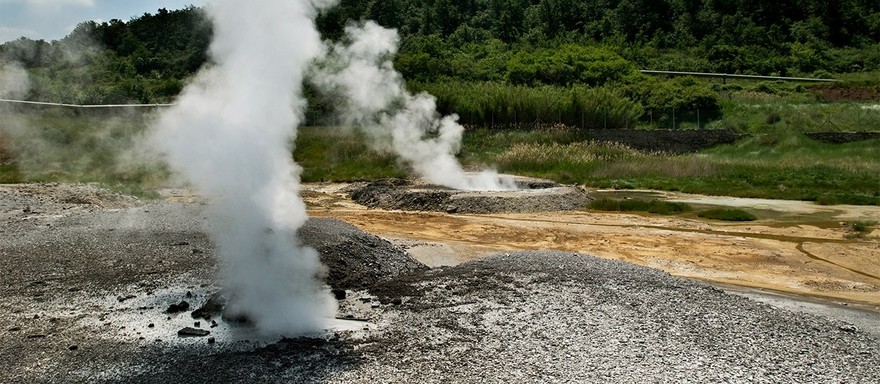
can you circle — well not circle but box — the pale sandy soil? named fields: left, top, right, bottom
left=302, top=183, right=880, bottom=310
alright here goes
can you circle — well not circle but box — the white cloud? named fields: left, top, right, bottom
left=0, top=26, right=37, bottom=42
left=0, top=0, right=95, bottom=8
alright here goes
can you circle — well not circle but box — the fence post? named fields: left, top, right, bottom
left=672, top=109, right=676, bottom=129
left=697, top=109, right=701, bottom=129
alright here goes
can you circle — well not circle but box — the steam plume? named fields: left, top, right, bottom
left=149, top=0, right=337, bottom=335
left=0, top=62, right=30, bottom=99
left=313, top=21, right=516, bottom=191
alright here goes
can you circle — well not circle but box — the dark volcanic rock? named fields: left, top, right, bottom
left=191, top=292, right=226, bottom=320
left=177, top=327, right=210, bottom=337
left=298, top=218, right=428, bottom=291
left=166, top=301, right=190, bottom=314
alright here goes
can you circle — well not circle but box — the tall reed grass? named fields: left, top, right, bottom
left=410, top=81, right=645, bottom=129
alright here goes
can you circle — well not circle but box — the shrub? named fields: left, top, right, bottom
left=507, top=44, right=637, bottom=86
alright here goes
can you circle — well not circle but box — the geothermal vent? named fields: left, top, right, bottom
left=348, top=174, right=591, bottom=214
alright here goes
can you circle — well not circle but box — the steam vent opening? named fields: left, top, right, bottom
left=348, top=173, right=591, bottom=214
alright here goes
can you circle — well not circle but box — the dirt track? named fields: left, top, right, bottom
left=303, top=183, right=880, bottom=309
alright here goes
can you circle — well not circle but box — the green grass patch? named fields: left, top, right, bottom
left=0, top=163, right=23, bottom=183
left=588, top=198, right=692, bottom=215
left=0, top=109, right=167, bottom=194
left=294, top=126, right=407, bottom=182
left=474, top=129, right=879, bottom=205
left=698, top=208, right=758, bottom=221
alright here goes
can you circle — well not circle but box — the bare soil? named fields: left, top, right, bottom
left=304, top=183, right=880, bottom=310
left=812, top=85, right=880, bottom=102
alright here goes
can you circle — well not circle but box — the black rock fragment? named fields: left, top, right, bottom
left=177, top=327, right=210, bottom=337
left=192, top=292, right=226, bottom=320
left=166, top=301, right=190, bottom=314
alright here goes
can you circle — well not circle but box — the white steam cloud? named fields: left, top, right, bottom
left=149, top=0, right=337, bottom=336
left=312, top=21, right=516, bottom=191
left=0, top=62, right=30, bottom=99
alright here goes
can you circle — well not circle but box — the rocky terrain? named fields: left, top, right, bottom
left=1, top=183, right=878, bottom=383
left=348, top=178, right=590, bottom=214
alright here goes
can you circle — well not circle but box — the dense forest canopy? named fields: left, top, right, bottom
left=0, top=1, right=878, bottom=106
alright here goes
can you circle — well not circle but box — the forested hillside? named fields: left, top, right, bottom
left=324, top=0, right=880, bottom=82
left=1, top=1, right=878, bottom=107
left=0, top=7, right=210, bottom=104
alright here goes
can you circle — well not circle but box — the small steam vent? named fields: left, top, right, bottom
left=349, top=174, right=591, bottom=214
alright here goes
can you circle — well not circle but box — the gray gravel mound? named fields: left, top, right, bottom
left=349, top=179, right=590, bottom=214
left=351, top=251, right=880, bottom=383
left=0, top=183, right=141, bottom=224
left=299, top=218, right=428, bottom=290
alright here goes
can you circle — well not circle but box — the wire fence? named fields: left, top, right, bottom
left=3, top=98, right=880, bottom=133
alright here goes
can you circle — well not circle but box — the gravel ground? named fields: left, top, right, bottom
left=298, top=218, right=428, bottom=291
left=348, top=178, right=590, bottom=214
left=1, top=184, right=878, bottom=383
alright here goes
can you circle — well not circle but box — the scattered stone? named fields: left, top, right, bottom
left=68, top=345, right=78, bottom=351
left=147, top=323, right=154, bottom=328
left=166, top=301, right=190, bottom=314
left=26, top=334, right=46, bottom=339
left=207, top=337, right=216, bottom=344
left=210, top=320, right=217, bottom=328
left=194, top=321, right=201, bottom=328
left=191, top=248, right=204, bottom=254
left=332, top=289, right=347, bottom=300
left=8, top=327, right=21, bottom=332
left=839, top=324, right=859, bottom=333
left=192, top=292, right=226, bottom=320
left=185, top=291, right=193, bottom=298
left=171, top=241, right=190, bottom=246
left=178, top=327, right=210, bottom=337
left=117, top=295, right=136, bottom=303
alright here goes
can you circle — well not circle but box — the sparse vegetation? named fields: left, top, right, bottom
left=698, top=208, right=758, bottom=222
left=588, top=198, right=692, bottom=215
left=845, top=220, right=878, bottom=238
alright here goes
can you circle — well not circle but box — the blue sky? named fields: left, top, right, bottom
left=0, top=0, right=208, bottom=44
